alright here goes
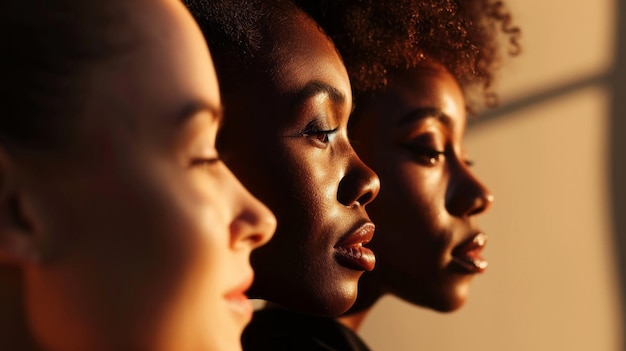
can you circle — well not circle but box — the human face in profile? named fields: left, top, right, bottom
left=9, top=1, right=275, bottom=350
left=350, top=63, right=493, bottom=312
left=217, top=13, right=380, bottom=316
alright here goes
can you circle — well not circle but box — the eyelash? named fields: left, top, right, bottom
left=404, top=145, right=476, bottom=168
left=405, top=145, right=446, bottom=166
left=301, top=127, right=338, bottom=144
left=189, top=157, right=221, bottom=168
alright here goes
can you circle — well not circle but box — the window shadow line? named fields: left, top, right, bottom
left=469, top=70, right=612, bottom=127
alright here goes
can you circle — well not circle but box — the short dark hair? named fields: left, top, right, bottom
left=297, top=0, right=521, bottom=109
left=0, top=1, right=126, bottom=151
left=183, top=0, right=307, bottom=92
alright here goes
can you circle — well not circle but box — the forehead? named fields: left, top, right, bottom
left=87, top=0, right=219, bottom=131
left=390, top=67, right=466, bottom=123
left=352, top=65, right=467, bottom=137
left=262, top=13, right=350, bottom=99
left=392, top=66, right=463, bottom=102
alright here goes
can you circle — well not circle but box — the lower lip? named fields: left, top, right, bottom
left=225, top=292, right=254, bottom=322
left=335, top=245, right=376, bottom=271
left=451, top=252, right=488, bottom=274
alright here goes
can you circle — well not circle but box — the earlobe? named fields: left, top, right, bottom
left=0, top=148, right=40, bottom=265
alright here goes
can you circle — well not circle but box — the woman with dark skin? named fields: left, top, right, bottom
left=183, top=1, right=380, bottom=349
left=0, top=1, right=276, bottom=350
left=294, top=0, right=520, bottom=347
left=184, top=0, right=380, bottom=319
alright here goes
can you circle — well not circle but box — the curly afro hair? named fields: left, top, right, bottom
left=297, top=0, right=520, bottom=108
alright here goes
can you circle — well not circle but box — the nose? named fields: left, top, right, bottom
left=446, top=161, right=494, bottom=217
left=337, top=150, right=380, bottom=208
left=229, top=170, right=276, bottom=250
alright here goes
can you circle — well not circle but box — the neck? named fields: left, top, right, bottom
left=337, top=308, right=371, bottom=331
left=0, top=266, right=39, bottom=351
left=336, top=270, right=386, bottom=331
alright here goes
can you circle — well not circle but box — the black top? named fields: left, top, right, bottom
left=242, top=308, right=371, bottom=351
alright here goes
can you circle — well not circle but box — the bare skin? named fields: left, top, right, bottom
left=0, top=1, right=275, bottom=350
left=216, top=12, right=380, bottom=316
left=338, top=63, right=493, bottom=330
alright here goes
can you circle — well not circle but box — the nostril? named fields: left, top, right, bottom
left=468, top=193, right=494, bottom=216
left=230, top=207, right=277, bottom=250
left=356, top=191, right=373, bottom=207
left=337, top=157, right=380, bottom=208
left=248, top=233, right=267, bottom=246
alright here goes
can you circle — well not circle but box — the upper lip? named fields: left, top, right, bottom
left=453, top=232, right=487, bottom=253
left=225, top=272, right=254, bottom=299
left=335, top=221, right=375, bottom=248
left=451, top=231, right=488, bottom=261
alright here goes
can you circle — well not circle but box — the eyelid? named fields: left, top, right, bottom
left=291, top=117, right=340, bottom=144
left=400, top=144, right=445, bottom=166
left=301, top=127, right=339, bottom=137
left=299, top=118, right=332, bottom=134
left=302, top=127, right=338, bottom=144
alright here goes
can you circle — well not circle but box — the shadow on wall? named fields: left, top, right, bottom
left=470, top=1, right=626, bottom=348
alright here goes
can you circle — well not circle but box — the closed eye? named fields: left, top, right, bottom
left=190, top=157, right=221, bottom=168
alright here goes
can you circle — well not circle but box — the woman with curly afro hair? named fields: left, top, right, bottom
left=243, top=0, right=519, bottom=350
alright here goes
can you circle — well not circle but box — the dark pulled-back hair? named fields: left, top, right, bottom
left=183, top=0, right=304, bottom=92
left=0, top=1, right=128, bottom=151
left=297, top=0, right=520, bottom=108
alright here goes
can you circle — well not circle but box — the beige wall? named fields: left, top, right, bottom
left=358, top=0, right=624, bottom=350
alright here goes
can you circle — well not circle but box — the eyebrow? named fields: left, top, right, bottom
left=395, top=107, right=454, bottom=131
left=291, top=80, right=348, bottom=109
left=177, top=100, right=224, bottom=126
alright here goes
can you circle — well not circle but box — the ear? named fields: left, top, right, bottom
left=0, top=148, right=39, bottom=265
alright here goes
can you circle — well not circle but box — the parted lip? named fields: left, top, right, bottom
left=451, top=232, right=488, bottom=273
left=224, top=271, right=254, bottom=323
left=335, top=222, right=375, bottom=248
left=334, top=221, right=376, bottom=272
left=225, top=272, right=254, bottom=300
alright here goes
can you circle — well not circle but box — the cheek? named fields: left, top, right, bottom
left=21, top=167, right=219, bottom=347
left=372, top=158, right=445, bottom=224
left=368, top=160, right=452, bottom=259
left=280, top=146, right=339, bottom=223
left=163, top=167, right=235, bottom=288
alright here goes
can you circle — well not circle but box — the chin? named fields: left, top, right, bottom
left=396, top=280, right=471, bottom=313
left=300, top=279, right=359, bottom=316
left=431, top=282, right=471, bottom=312
left=250, top=276, right=358, bottom=317
left=430, top=296, right=468, bottom=313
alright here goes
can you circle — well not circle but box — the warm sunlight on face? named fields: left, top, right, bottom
left=15, top=1, right=275, bottom=350
left=217, top=13, right=380, bottom=316
left=350, top=63, right=493, bottom=312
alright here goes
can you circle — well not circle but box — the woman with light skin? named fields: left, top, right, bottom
left=294, top=0, right=521, bottom=348
left=0, top=0, right=275, bottom=350
left=183, top=0, right=380, bottom=349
